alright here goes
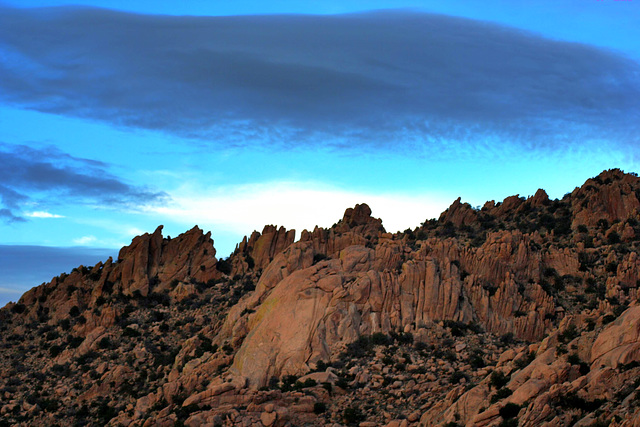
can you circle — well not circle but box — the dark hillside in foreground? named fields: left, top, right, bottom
left=1, top=168, right=640, bottom=426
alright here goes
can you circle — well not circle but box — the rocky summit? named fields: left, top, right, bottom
left=2, top=169, right=640, bottom=427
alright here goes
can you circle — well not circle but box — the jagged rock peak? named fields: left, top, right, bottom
left=234, top=225, right=296, bottom=270
left=571, top=168, right=640, bottom=228
left=529, top=188, right=549, bottom=207
left=342, top=203, right=373, bottom=226
left=336, top=203, right=385, bottom=233
left=439, top=197, right=477, bottom=227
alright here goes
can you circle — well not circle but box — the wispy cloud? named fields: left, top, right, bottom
left=25, top=211, right=65, bottom=218
left=1, top=7, right=638, bottom=156
left=0, top=142, right=168, bottom=222
left=148, top=181, right=451, bottom=236
left=73, top=235, right=97, bottom=245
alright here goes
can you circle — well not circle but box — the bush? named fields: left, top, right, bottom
left=514, top=351, right=536, bottom=370
left=122, top=327, right=141, bottom=337
left=97, top=337, right=112, bottom=350
left=67, top=336, right=84, bottom=348
left=490, top=371, right=510, bottom=389
left=558, top=325, right=578, bottom=343
left=313, top=402, right=326, bottom=414
left=343, top=407, right=365, bottom=425
left=499, top=403, right=521, bottom=420
left=11, top=303, right=26, bottom=314
left=499, top=333, right=516, bottom=345
left=69, top=306, right=81, bottom=317
left=370, top=332, right=393, bottom=346
left=59, top=319, right=71, bottom=331
left=557, top=391, right=603, bottom=411
left=390, top=330, right=414, bottom=345
left=49, top=345, right=63, bottom=357
left=216, top=258, right=232, bottom=275
left=567, top=353, right=581, bottom=365
left=313, top=253, right=329, bottom=264
left=607, top=231, right=621, bottom=244
left=490, top=387, right=513, bottom=404
left=450, top=371, right=469, bottom=384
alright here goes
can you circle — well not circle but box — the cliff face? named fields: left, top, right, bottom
left=2, top=169, right=640, bottom=427
left=12, top=225, right=220, bottom=327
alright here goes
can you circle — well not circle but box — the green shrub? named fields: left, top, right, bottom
left=216, top=258, right=232, bottom=275
left=558, top=325, right=578, bottom=343
left=11, top=303, right=26, bottom=314
left=499, top=403, right=521, bottom=420
left=514, top=351, right=535, bottom=370
left=49, top=345, right=63, bottom=357
left=69, top=306, right=81, bottom=317
left=490, top=371, right=510, bottom=389
left=343, top=407, right=365, bottom=425
left=122, top=327, right=141, bottom=337
left=313, top=402, right=326, bottom=414
left=450, top=371, right=469, bottom=384
left=490, top=387, right=513, bottom=404
left=607, top=231, right=621, bottom=244
left=556, top=391, right=603, bottom=411
left=97, top=337, right=112, bottom=349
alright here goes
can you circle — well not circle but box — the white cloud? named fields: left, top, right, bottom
left=147, top=181, right=451, bottom=236
left=25, top=211, right=65, bottom=218
left=73, top=235, right=97, bottom=245
left=0, top=286, right=26, bottom=294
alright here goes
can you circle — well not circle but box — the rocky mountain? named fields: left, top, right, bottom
left=1, top=168, right=640, bottom=427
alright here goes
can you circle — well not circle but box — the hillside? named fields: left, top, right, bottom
left=2, top=168, right=640, bottom=426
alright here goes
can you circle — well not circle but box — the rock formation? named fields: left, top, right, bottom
left=1, top=168, right=640, bottom=426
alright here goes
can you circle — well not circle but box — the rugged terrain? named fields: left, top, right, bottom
left=2, top=168, right=640, bottom=427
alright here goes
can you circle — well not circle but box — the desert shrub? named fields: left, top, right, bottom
left=46, top=330, right=60, bottom=341
left=499, top=403, right=521, bottom=420
left=216, top=258, right=232, bottom=275
left=343, top=407, right=365, bottom=425
left=97, top=337, right=112, bottom=350
left=390, top=331, right=414, bottom=344
left=370, top=332, right=393, bottom=346
left=490, top=387, right=513, bottom=403
left=450, top=371, right=469, bottom=384
left=49, top=345, right=63, bottom=357
left=514, top=351, right=536, bottom=370
left=67, top=335, right=84, bottom=348
left=11, top=303, right=26, bottom=314
left=607, top=231, right=621, bottom=244
left=69, top=306, right=81, bottom=317
left=313, top=253, right=329, bottom=264
left=556, top=392, right=603, bottom=411
left=469, top=353, right=486, bottom=369
left=558, top=324, right=578, bottom=343
left=499, top=333, right=516, bottom=345
left=313, top=402, right=326, bottom=414
left=490, top=371, right=510, bottom=389
left=122, top=327, right=141, bottom=337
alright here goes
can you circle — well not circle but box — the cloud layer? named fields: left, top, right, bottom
left=0, top=143, right=166, bottom=222
left=150, top=181, right=451, bottom=239
left=1, top=7, right=639, bottom=153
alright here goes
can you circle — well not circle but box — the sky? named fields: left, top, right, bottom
left=1, top=0, right=639, bottom=305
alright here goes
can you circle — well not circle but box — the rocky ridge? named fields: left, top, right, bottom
left=1, top=168, right=640, bottom=426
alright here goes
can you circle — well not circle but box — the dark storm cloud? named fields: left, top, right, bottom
left=0, top=6, right=639, bottom=151
left=0, top=142, right=167, bottom=222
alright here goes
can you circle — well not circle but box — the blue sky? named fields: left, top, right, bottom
left=1, top=0, right=639, bottom=304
